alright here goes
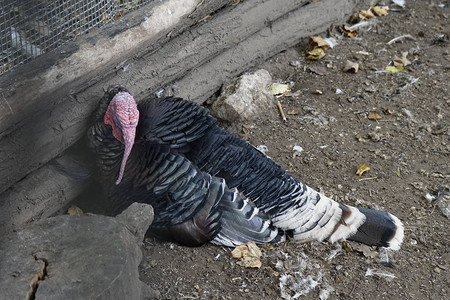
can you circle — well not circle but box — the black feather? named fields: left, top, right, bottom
left=89, top=86, right=404, bottom=250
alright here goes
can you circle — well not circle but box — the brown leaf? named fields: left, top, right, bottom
left=383, top=108, right=394, bottom=115
left=339, top=24, right=359, bottom=37
left=371, top=6, right=389, bottom=16
left=343, top=60, right=359, bottom=73
left=356, top=164, right=371, bottom=176
left=231, top=242, right=262, bottom=268
left=393, top=51, right=411, bottom=67
left=287, top=109, right=300, bottom=115
left=68, top=205, right=83, bottom=215
left=359, top=9, right=375, bottom=20
left=367, top=110, right=382, bottom=120
left=308, top=36, right=330, bottom=50
left=306, top=48, right=326, bottom=60
left=306, top=36, right=329, bottom=60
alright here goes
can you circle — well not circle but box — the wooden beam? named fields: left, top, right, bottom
left=0, top=0, right=359, bottom=233
left=172, top=0, right=359, bottom=102
left=116, top=0, right=311, bottom=98
left=0, top=150, right=92, bottom=237
left=0, top=0, right=230, bottom=194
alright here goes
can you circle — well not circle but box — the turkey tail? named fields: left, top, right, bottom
left=347, top=207, right=404, bottom=250
left=271, top=184, right=404, bottom=250
left=212, top=186, right=286, bottom=247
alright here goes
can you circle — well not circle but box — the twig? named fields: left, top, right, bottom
left=197, top=15, right=211, bottom=23
left=348, top=282, right=357, bottom=297
left=358, top=176, right=378, bottom=182
left=277, top=99, right=287, bottom=122
left=387, top=34, right=415, bottom=45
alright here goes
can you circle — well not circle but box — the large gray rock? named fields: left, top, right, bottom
left=0, top=203, right=158, bottom=300
left=211, top=69, right=276, bottom=121
left=117, top=202, right=156, bottom=243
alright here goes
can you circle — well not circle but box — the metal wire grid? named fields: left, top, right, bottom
left=0, top=0, right=148, bottom=76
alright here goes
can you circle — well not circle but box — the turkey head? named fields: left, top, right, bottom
left=103, top=91, right=139, bottom=184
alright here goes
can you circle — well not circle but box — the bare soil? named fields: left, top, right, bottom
left=139, top=1, right=449, bottom=299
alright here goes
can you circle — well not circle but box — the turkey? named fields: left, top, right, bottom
left=88, top=85, right=404, bottom=250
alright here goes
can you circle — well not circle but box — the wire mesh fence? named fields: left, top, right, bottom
left=0, top=0, right=150, bottom=76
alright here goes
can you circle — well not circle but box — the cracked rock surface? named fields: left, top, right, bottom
left=0, top=203, right=158, bottom=300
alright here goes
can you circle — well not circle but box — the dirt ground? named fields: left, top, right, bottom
left=138, top=1, right=449, bottom=299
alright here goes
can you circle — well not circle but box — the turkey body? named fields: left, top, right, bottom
left=88, top=86, right=404, bottom=250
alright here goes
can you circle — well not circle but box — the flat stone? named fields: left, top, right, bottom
left=0, top=204, right=158, bottom=300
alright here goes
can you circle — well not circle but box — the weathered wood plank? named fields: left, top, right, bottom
left=0, top=0, right=213, bottom=135
left=0, top=153, right=92, bottom=237
left=115, top=0, right=311, bottom=99
left=0, top=0, right=311, bottom=194
left=0, top=0, right=230, bottom=194
left=173, top=0, right=359, bottom=102
left=0, top=0, right=360, bottom=233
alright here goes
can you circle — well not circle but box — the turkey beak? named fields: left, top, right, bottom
left=116, top=124, right=136, bottom=185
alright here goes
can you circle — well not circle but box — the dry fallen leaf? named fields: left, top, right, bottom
left=356, top=164, right=371, bottom=176
left=306, top=36, right=329, bottom=60
left=340, top=24, right=359, bottom=37
left=287, top=109, right=300, bottom=115
left=231, top=245, right=245, bottom=258
left=385, top=64, right=404, bottom=73
left=358, top=9, right=375, bottom=20
left=384, top=108, right=394, bottom=115
left=269, top=83, right=290, bottom=95
left=371, top=6, right=389, bottom=16
left=231, top=241, right=262, bottom=268
left=349, top=6, right=388, bottom=23
left=367, top=110, right=382, bottom=120
left=68, top=205, right=83, bottom=215
left=343, top=60, right=359, bottom=73
left=308, top=35, right=330, bottom=50
left=394, top=51, right=411, bottom=67
left=306, top=48, right=326, bottom=60
left=341, top=241, right=352, bottom=253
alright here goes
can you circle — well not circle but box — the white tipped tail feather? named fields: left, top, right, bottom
left=212, top=187, right=286, bottom=247
left=382, top=213, right=404, bottom=251
left=270, top=185, right=404, bottom=250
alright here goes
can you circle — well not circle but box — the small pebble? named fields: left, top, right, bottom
left=290, top=60, right=301, bottom=67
